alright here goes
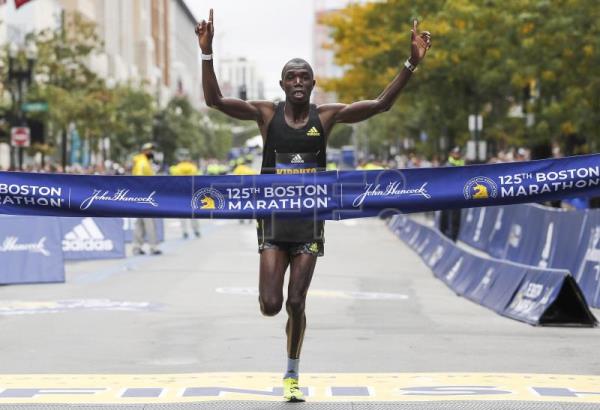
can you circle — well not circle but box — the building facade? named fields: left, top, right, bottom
left=1, top=0, right=202, bottom=108
left=169, top=0, right=202, bottom=107
left=218, top=57, right=264, bottom=101
left=0, top=0, right=202, bottom=169
left=312, top=0, right=347, bottom=104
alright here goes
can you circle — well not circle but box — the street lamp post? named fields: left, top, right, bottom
left=7, top=41, right=37, bottom=170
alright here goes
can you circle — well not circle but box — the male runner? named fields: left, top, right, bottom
left=195, top=9, right=431, bottom=401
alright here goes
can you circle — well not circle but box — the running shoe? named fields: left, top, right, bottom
left=283, top=377, right=305, bottom=402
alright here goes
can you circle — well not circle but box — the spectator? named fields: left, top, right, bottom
left=132, top=142, right=162, bottom=255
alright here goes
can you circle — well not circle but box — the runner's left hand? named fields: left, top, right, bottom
left=410, top=19, right=431, bottom=65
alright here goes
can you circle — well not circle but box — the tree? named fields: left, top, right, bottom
left=154, top=96, right=206, bottom=164
left=25, top=11, right=158, bottom=167
left=320, top=0, right=600, bottom=159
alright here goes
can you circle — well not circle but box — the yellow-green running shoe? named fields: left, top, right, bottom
left=283, top=377, right=305, bottom=402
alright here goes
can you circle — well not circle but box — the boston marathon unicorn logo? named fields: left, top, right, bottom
left=191, top=188, right=225, bottom=211
left=463, top=176, right=498, bottom=200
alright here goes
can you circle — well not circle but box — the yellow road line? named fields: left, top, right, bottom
left=0, top=373, right=598, bottom=404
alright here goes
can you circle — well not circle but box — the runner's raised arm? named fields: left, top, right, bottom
left=195, top=9, right=274, bottom=126
left=318, top=20, right=432, bottom=132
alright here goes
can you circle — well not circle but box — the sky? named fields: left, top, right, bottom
left=188, top=0, right=354, bottom=99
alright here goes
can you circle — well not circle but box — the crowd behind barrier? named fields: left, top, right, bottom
left=455, top=204, right=600, bottom=309
left=389, top=214, right=597, bottom=326
left=0, top=216, right=164, bottom=285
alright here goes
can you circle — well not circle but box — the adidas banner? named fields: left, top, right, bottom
left=0, top=154, right=599, bottom=219
left=59, top=217, right=125, bottom=260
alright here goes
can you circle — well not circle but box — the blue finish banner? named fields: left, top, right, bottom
left=0, top=154, right=599, bottom=219
left=0, top=215, right=65, bottom=284
left=59, top=217, right=125, bottom=260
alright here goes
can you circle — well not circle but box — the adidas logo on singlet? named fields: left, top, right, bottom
left=291, top=154, right=305, bottom=164
left=306, top=126, right=320, bottom=137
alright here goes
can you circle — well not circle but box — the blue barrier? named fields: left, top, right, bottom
left=0, top=215, right=65, bottom=284
left=459, top=204, right=600, bottom=308
left=486, top=205, right=518, bottom=259
left=503, top=204, right=543, bottom=264
left=60, top=217, right=126, bottom=260
left=503, top=268, right=589, bottom=325
left=388, top=215, right=596, bottom=326
left=529, top=206, right=586, bottom=270
left=458, top=206, right=503, bottom=252
left=574, top=210, right=600, bottom=307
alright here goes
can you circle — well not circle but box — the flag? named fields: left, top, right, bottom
left=15, top=0, right=34, bottom=9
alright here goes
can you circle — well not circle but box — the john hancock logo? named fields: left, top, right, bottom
left=463, top=176, right=498, bottom=200
left=192, top=187, right=225, bottom=210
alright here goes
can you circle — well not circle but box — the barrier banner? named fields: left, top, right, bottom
left=420, top=232, right=444, bottom=267
left=529, top=206, right=586, bottom=270
left=486, top=205, right=517, bottom=259
left=460, top=203, right=597, bottom=308
left=0, top=154, right=599, bottom=219
left=59, top=217, right=125, bottom=260
left=574, top=210, right=600, bottom=307
left=504, top=205, right=545, bottom=264
left=504, top=269, right=594, bottom=326
left=0, top=215, right=64, bottom=284
left=389, top=217, right=597, bottom=326
left=459, top=206, right=503, bottom=252
left=458, top=208, right=478, bottom=245
left=463, top=260, right=503, bottom=305
left=122, top=218, right=165, bottom=243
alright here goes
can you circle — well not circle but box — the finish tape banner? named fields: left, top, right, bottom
left=0, top=154, right=599, bottom=219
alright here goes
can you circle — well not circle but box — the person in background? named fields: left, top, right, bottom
left=440, top=146, right=464, bottom=241
left=446, top=146, right=465, bottom=166
left=231, top=158, right=258, bottom=224
left=170, top=150, right=202, bottom=239
left=132, top=142, right=162, bottom=255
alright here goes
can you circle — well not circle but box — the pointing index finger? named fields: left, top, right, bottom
left=413, top=19, right=418, bottom=33
left=209, top=8, right=213, bottom=23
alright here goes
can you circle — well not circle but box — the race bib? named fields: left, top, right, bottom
left=275, top=152, right=318, bottom=175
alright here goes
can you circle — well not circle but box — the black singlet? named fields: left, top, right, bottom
left=257, top=101, right=326, bottom=243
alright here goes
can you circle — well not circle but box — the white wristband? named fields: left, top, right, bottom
left=404, top=59, right=417, bottom=72
left=201, top=53, right=213, bottom=61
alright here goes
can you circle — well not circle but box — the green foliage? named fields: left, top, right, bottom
left=321, top=0, right=600, bottom=157
left=327, top=123, right=353, bottom=148
left=10, top=11, right=233, bottom=166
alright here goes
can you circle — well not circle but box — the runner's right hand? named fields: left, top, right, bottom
left=195, top=8, right=214, bottom=54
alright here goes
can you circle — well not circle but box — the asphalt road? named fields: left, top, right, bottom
left=0, top=217, right=598, bottom=408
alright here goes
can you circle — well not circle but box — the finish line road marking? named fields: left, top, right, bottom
left=0, top=373, right=599, bottom=404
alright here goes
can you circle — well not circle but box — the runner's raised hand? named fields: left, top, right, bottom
left=195, top=8, right=214, bottom=53
left=410, top=19, right=432, bottom=65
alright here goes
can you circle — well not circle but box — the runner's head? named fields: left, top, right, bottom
left=280, top=58, right=315, bottom=104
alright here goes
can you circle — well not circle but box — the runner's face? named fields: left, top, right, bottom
left=280, top=66, right=315, bottom=103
